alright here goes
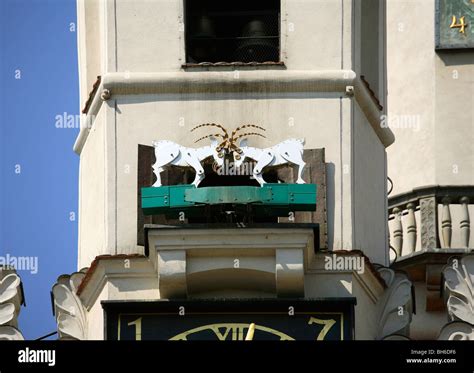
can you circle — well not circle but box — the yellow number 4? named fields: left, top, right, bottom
left=450, top=15, right=468, bottom=34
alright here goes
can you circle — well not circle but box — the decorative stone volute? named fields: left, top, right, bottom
left=52, top=268, right=88, bottom=340
left=439, top=321, right=474, bottom=340
left=376, top=266, right=413, bottom=340
left=439, top=255, right=474, bottom=340
left=443, top=255, right=474, bottom=324
left=0, top=269, right=25, bottom=340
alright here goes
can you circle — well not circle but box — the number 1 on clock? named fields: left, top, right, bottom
left=127, top=317, right=143, bottom=340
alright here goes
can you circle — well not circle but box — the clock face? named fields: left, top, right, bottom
left=103, top=299, right=355, bottom=341
left=169, top=323, right=295, bottom=341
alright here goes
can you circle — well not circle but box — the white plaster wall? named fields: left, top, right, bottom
left=115, top=0, right=183, bottom=72
left=80, top=0, right=359, bottom=75
left=353, top=104, right=388, bottom=265
left=87, top=285, right=108, bottom=340
left=359, top=0, right=381, bottom=96
left=78, top=105, right=107, bottom=268
left=386, top=0, right=474, bottom=254
left=386, top=0, right=474, bottom=195
left=76, top=0, right=391, bottom=264
left=111, top=95, right=351, bottom=255
left=76, top=93, right=388, bottom=263
left=112, top=0, right=348, bottom=72
left=434, top=53, right=474, bottom=186
left=282, top=0, right=345, bottom=69
left=107, top=277, right=160, bottom=300
left=386, top=0, right=436, bottom=195
left=77, top=0, right=104, bottom=105
left=76, top=0, right=392, bottom=312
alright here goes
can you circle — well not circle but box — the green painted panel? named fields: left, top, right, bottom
left=185, top=186, right=271, bottom=204
left=142, top=196, right=167, bottom=208
left=141, top=186, right=170, bottom=198
left=141, top=183, right=317, bottom=217
left=436, top=0, right=474, bottom=49
left=170, top=185, right=194, bottom=208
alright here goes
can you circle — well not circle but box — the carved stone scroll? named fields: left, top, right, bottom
left=376, top=267, right=413, bottom=339
left=0, top=270, right=24, bottom=340
left=52, top=269, right=88, bottom=340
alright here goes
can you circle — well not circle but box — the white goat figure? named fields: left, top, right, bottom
left=233, top=138, right=306, bottom=186
left=151, top=137, right=223, bottom=187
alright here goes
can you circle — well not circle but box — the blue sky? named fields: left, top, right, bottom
left=0, top=0, right=79, bottom=339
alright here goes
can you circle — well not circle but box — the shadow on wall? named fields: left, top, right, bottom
left=436, top=50, right=474, bottom=66
left=326, top=162, right=335, bottom=251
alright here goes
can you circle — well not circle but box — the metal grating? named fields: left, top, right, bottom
left=185, top=0, right=280, bottom=64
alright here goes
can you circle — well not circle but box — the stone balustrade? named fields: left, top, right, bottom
left=388, top=186, right=474, bottom=258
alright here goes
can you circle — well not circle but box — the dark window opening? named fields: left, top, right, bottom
left=194, top=160, right=281, bottom=187
left=185, top=0, right=281, bottom=64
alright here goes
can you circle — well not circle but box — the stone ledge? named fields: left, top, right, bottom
left=147, top=225, right=315, bottom=298
left=73, top=70, right=394, bottom=154
left=76, top=255, right=156, bottom=310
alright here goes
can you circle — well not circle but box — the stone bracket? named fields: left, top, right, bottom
left=148, top=226, right=315, bottom=298
left=276, top=249, right=304, bottom=297
left=426, top=263, right=445, bottom=311
left=157, top=250, right=187, bottom=298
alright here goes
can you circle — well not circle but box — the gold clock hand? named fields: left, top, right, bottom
left=245, top=323, right=255, bottom=341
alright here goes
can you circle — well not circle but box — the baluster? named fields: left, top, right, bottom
left=460, top=197, right=470, bottom=248
left=441, top=197, right=452, bottom=248
left=406, top=203, right=417, bottom=254
left=392, top=207, right=403, bottom=256
left=420, top=197, right=439, bottom=249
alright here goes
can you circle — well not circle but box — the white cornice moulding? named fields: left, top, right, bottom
left=148, top=227, right=314, bottom=298
left=353, top=76, right=393, bottom=147
left=102, top=70, right=356, bottom=95
left=306, top=254, right=386, bottom=304
left=77, top=258, right=157, bottom=310
left=73, top=70, right=394, bottom=154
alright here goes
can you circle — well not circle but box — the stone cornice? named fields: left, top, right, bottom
left=389, top=185, right=474, bottom=208
left=73, top=70, right=394, bottom=154
left=306, top=251, right=387, bottom=304
left=76, top=255, right=155, bottom=310
left=147, top=226, right=315, bottom=298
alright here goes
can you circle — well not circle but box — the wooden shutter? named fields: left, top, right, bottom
left=277, top=149, right=328, bottom=250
